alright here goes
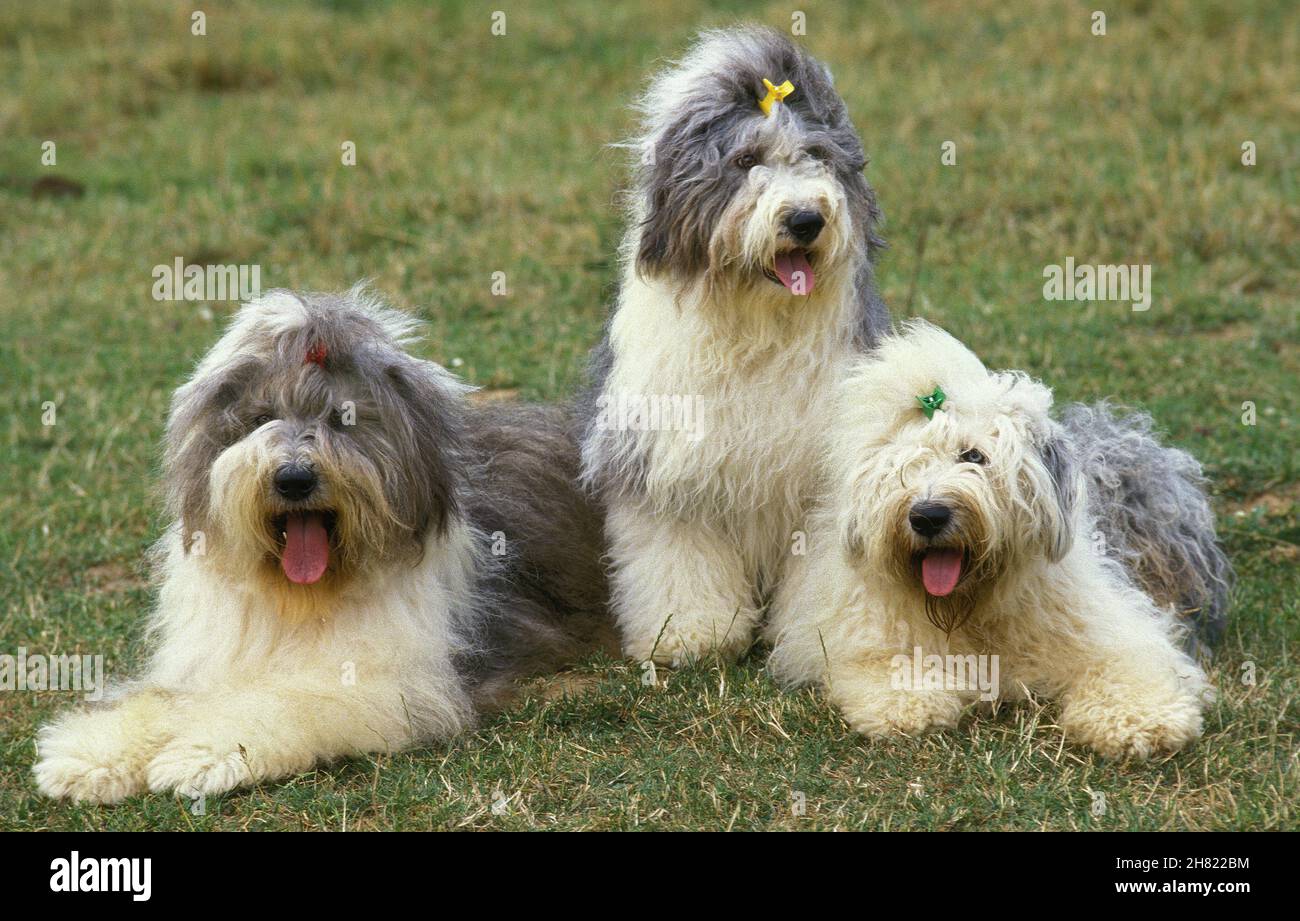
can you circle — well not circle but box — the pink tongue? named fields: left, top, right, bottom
left=774, top=249, right=815, bottom=295
left=282, top=512, right=329, bottom=585
left=921, top=549, right=963, bottom=597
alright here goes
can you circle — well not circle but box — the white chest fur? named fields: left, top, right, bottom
left=602, top=273, right=855, bottom=528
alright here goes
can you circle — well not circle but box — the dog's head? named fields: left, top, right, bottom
left=630, top=27, right=882, bottom=305
left=163, top=288, right=467, bottom=595
left=832, top=322, right=1080, bottom=625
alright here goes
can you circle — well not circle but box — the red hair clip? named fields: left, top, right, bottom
left=305, top=342, right=328, bottom=367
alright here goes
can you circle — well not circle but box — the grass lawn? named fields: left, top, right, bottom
left=1, top=0, right=1296, bottom=830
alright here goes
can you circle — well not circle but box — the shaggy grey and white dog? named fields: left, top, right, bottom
left=767, top=323, right=1214, bottom=757
left=579, top=27, right=889, bottom=665
left=35, top=287, right=614, bottom=803
left=579, top=26, right=1229, bottom=666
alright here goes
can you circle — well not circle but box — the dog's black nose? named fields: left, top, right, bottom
left=785, top=210, right=825, bottom=245
left=909, top=502, right=951, bottom=538
left=274, top=465, right=317, bottom=501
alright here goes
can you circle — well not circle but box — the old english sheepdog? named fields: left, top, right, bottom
left=766, top=323, right=1220, bottom=758
left=580, top=26, right=1229, bottom=669
left=579, top=27, right=889, bottom=664
left=35, top=288, right=615, bottom=803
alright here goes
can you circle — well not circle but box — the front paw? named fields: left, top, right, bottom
left=34, top=709, right=161, bottom=804
left=838, top=688, right=965, bottom=738
left=622, top=610, right=758, bottom=666
left=147, top=740, right=254, bottom=797
left=1061, top=692, right=1204, bottom=759
left=35, top=750, right=144, bottom=804
left=623, top=628, right=704, bottom=668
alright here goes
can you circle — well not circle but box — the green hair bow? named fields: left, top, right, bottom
left=916, top=385, right=946, bottom=419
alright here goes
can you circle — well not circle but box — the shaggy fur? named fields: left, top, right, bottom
left=35, top=288, right=614, bottom=803
left=1060, top=403, right=1232, bottom=654
left=766, top=323, right=1214, bottom=758
left=578, top=27, right=888, bottom=664
left=579, top=25, right=1228, bottom=669
left=458, top=402, right=619, bottom=708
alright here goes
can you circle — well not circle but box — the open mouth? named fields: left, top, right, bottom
left=271, top=511, right=337, bottom=585
left=913, top=547, right=969, bottom=597
left=763, top=248, right=816, bottom=295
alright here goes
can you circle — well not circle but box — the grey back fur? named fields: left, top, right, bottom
left=1061, top=402, right=1233, bottom=652
left=456, top=402, right=619, bottom=711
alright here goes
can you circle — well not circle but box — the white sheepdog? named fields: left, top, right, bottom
left=766, top=322, right=1213, bottom=758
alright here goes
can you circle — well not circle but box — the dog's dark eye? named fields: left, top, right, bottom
left=253, top=413, right=273, bottom=428
left=959, top=448, right=987, bottom=465
left=734, top=152, right=758, bottom=170
left=806, top=146, right=830, bottom=162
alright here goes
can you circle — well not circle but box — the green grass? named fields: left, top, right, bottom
left=1, top=0, right=1296, bottom=830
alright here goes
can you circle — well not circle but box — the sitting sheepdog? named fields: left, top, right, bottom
left=766, top=322, right=1215, bottom=758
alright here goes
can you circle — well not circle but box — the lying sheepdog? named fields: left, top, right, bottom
left=35, top=288, right=614, bottom=802
left=767, top=322, right=1219, bottom=758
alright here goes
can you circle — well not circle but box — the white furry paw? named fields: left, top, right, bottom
left=839, top=688, right=965, bottom=738
left=1061, top=693, right=1205, bottom=759
left=34, top=711, right=159, bottom=803
left=34, top=752, right=145, bottom=804
left=622, top=611, right=758, bottom=666
left=146, top=741, right=254, bottom=797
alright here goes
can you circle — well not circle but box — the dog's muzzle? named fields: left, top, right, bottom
left=274, top=464, right=318, bottom=501
left=908, top=501, right=965, bottom=597
left=763, top=210, right=827, bottom=296
left=271, top=464, right=333, bottom=586
left=908, top=501, right=951, bottom=538
left=784, top=210, right=825, bottom=245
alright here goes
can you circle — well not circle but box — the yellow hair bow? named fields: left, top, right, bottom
left=758, top=78, right=795, bottom=116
